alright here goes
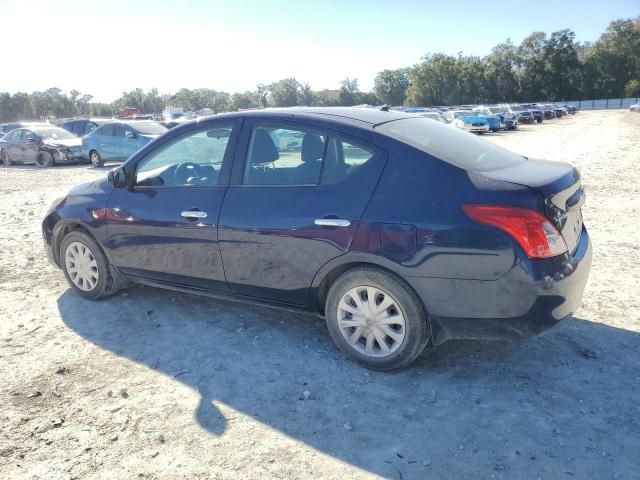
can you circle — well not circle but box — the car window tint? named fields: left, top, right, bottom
left=321, top=138, right=375, bottom=184
left=134, top=125, right=233, bottom=188
left=7, top=130, right=21, bottom=141
left=114, top=125, right=125, bottom=137
left=377, top=117, right=526, bottom=172
left=243, top=126, right=326, bottom=186
left=73, top=123, right=85, bottom=135
left=85, top=122, right=97, bottom=134
left=98, top=125, right=114, bottom=136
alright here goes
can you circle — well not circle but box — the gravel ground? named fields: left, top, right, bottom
left=1, top=110, right=639, bottom=480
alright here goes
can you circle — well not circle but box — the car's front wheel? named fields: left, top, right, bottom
left=60, top=230, right=116, bottom=300
left=325, top=267, right=430, bottom=370
left=1, top=149, right=11, bottom=166
left=35, top=151, right=54, bottom=168
left=90, top=150, right=104, bottom=167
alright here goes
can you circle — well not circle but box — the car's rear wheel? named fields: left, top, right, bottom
left=325, top=267, right=430, bottom=370
left=90, top=150, right=103, bottom=167
left=1, top=150, right=11, bottom=166
left=35, top=151, right=54, bottom=168
left=60, top=230, right=116, bottom=300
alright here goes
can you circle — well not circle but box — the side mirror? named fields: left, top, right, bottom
left=25, top=136, right=36, bottom=144
left=125, top=131, right=137, bottom=139
left=108, top=167, right=128, bottom=188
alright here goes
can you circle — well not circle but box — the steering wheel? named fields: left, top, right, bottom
left=174, top=162, right=203, bottom=185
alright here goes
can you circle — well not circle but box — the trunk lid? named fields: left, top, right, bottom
left=480, top=158, right=585, bottom=252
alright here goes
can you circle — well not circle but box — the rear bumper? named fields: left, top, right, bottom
left=407, top=226, right=592, bottom=344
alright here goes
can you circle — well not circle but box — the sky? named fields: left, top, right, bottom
left=0, top=0, right=637, bottom=103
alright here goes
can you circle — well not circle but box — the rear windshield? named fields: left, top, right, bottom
left=376, top=117, right=526, bottom=172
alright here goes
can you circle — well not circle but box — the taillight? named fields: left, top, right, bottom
left=462, top=204, right=568, bottom=259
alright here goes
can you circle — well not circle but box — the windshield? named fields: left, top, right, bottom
left=452, top=111, right=474, bottom=119
left=488, top=108, right=505, bottom=114
left=129, top=122, right=168, bottom=135
left=510, top=106, right=525, bottom=112
left=33, top=127, right=76, bottom=141
left=376, top=117, right=526, bottom=172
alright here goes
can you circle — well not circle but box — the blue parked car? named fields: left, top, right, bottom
left=446, top=110, right=490, bottom=133
left=42, top=107, right=591, bottom=370
left=82, top=120, right=167, bottom=167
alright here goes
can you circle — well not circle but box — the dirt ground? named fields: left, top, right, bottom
left=1, top=110, right=639, bottom=480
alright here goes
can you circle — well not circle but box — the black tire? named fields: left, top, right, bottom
left=325, top=267, right=430, bottom=371
left=90, top=150, right=104, bottom=167
left=537, top=118, right=543, bottom=124
left=1, top=149, right=11, bottom=166
left=60, top=230, right=117, bottom=300
left=35, top=151, right=54, bottom=168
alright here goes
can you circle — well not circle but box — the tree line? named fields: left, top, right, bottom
left=0, top=17, right=637, bottom=122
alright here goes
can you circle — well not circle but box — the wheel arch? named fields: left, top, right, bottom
left=311, top=258, right=428, bottom=318
left=52, top=220, right=96, bottom=266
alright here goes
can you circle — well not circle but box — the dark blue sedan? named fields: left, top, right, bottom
left=42, top=108, right=592, bottom=370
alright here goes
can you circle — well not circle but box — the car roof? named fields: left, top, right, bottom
left=213, top=107, right=417, bottom=128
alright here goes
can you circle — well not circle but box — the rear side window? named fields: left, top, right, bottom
left=376, top=117, right=525, bottom=172
left=243, top=125, right=376, bottom=186
left=321, top=139, right=374, bottom=184
left=243, top=126, right=327, bottom=186
left=97, top=124, right=114, bottom=136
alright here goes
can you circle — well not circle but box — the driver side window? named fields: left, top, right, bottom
left=134, top=124, right=234, bottom=188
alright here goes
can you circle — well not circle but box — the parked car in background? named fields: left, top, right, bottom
left=469, top=108, right=501, bottom=131
left=0, top=123, right=23, bottom=136
left=61, top=118, right=111, bottom=137
left=564, top=105, right=578, bottom=114
left=115, top=107, right=142, bottom=119
left=82, top=120, right=168, bottom=167
left=544, top=104, right=566, bottom=117
left=42, top=107, right=592, bottom=370
left=505, top=105, right=534, bottom=124
left=0, top=124, right=84, bottom=167
left=474, top=106, right=518, bottom=130
left=630, top=103, right=640, bottom=112
left=535, top=104, right=556, bottom=119
left=447, top=110, right=490, bottom=133
left=519, top=104, right=543, bottom=123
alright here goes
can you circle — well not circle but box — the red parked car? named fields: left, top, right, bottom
left=115, top=107, right=142, bottom=119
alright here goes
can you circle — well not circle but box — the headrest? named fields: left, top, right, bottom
left=301, top=133, right=325, bottom=163
left=249, top=129, right=279, bottom=164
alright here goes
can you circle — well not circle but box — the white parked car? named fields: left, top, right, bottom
left=630, top=103, right=640, bottom=112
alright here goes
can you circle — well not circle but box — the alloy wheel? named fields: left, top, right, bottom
left=337, top=286, right=406, bottom=357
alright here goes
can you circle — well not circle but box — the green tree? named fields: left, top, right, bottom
left=299, top=82, right=315, bottom=106
left=373, top=68, right=409, bottom=105
left=543, top=29, right=581, bottom=100
left=269, top=78, right=301, bottom=107
left=583, top=18, right=640, bottom=97
left=484, top=41, right=518, bottom=102
left=625, top=79, right=640, bottom=97
left=338, top=78, right=359, bottom=106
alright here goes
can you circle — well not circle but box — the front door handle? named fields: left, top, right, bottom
left=181, top=210, right=208, bottom=219
left=314, top=218, right=350, bottom=227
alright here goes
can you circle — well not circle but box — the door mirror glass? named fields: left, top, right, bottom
left=125, top=130, right=137, bottom=139
left=108, top=167, right=127, bottom=188
left=24, top=135, right=36, bottom=143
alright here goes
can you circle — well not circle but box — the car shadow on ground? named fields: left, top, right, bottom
left=57, top=285, right=640, bottom=479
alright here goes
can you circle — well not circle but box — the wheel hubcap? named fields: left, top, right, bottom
left=337, top=286, right=406, bottom=358
left=65, top=241, right=99, bottom=291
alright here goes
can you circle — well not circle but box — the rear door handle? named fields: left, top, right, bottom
left=314, top=218, right=350, bottom=227
left=181, top=210, right=208, bottom=219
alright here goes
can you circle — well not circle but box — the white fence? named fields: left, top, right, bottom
left=560, top=97, right=639, bottom=110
